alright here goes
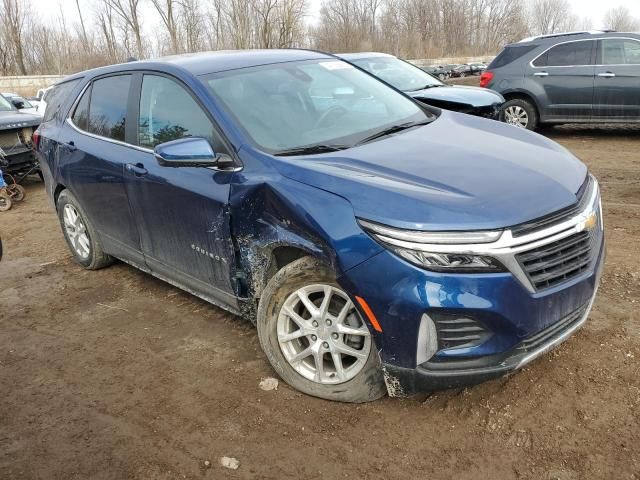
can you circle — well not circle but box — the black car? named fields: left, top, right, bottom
left=450, top=64, right=485, bottom=78
left=0, top=94, right=41, bottom=176
left=422, top=65, right=450, bottom=81
left=338, top=53, right=504, bottom=119
left=481, top=30, right=640, bottom=129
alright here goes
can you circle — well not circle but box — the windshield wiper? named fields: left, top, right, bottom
left=355, top=120, right=431, bottom=146
left=273, top=144, right=349, bottom=156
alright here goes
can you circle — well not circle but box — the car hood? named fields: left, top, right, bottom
left=408, top=85, right=503, bottom=108
left=273, top=111, right=587, bottom=231
left=0, top=110, right=41, bottom=130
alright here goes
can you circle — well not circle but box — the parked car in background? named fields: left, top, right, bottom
left=0, top=93, right=41, bottom=176
left=36, top=50, right=603, bottom=402
left=2, top=93, right=42, bottom=116
left=468, top=62, right=488, bottom=73
left=422, top=65, right=450, bottom=80
left=450, top=64, right=485, bottom=78
left=339, top=52, right=504, bottom=119
left=481, top=30, right=640, bottom=130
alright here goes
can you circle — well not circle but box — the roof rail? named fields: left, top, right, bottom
left=518, top=30, right=615, bottom=43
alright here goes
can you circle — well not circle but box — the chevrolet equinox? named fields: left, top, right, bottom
left=35, top=50, right=604, bottom=402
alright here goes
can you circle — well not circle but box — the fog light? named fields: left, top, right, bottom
left=417, top=314, right=438, bottom=364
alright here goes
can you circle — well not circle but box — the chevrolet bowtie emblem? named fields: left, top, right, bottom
left=583, top=212, right=598, bottom=231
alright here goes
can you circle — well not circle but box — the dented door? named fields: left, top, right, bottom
left=123, top=73, right=238, bottom=309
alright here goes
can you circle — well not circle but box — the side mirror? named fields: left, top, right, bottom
left=154, top=137, right=234, bottom=169
left=12, top=100, right=25, bottom=109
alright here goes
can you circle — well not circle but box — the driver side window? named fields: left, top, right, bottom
left=138, top=75, right=225, bottom=152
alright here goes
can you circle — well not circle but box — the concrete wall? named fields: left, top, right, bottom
left=0, top=75, right=65, bottom=97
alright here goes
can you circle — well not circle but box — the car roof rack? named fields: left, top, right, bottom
left=518, top=30, right=615, bottom=43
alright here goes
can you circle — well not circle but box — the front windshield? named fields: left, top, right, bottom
left=351, top=56, right=442, bottom=92
left=204, top=59, right=432, bottom=153
left=0, top=95, right=14, bottom=112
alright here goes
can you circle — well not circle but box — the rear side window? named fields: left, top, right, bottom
left=138, top=74, right=223, bottom=151
left=489, top=45, right=538, bottom=69
left=42, top=79, right=81, bottom=122
left=601, top=39, right=640, bottom=65
left=71, top=86, right=91, bottom=131
left=87, top=75, right=131, bottom=142
left=533, top=41, right=594, bottom=67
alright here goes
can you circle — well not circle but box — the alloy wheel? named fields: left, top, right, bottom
left=277, top=284, right=372, bottom=385
left=504, top=105, right=529, bottom=128
left=63, top=204, right=91, bottom=259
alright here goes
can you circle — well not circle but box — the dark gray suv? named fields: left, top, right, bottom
left=480, top=31, right=640, bottom=130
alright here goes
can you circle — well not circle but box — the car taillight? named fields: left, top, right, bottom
left=32, top=129, right=41, bottom=150
left=479, top=71, right=494, bottom=88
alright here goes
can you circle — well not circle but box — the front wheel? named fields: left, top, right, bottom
left=257, top=256, right=386, bottom=403
left=501, top=99, right=539, bottom=130
left=438, top=73, right=446, bottom=81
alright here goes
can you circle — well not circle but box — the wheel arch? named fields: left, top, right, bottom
left=53, top=183, right=67, bottom=208
left=501, top=90, right=541, bottom=116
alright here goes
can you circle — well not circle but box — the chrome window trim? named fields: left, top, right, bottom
left=66, top=117, right=242, bottom=173
left=66, top=117, right=154, bottom=154
left=361, top=177, right=602, bottom=293
left=530, top=36, right=640, bottom=68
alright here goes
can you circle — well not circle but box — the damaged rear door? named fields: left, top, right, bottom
left=123, top=72, right=239, bottom=310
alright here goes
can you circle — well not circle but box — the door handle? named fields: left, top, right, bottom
left=61, top=140, right=76, bottom=152
left=597, top=72, right=616, bottom=78
left=125, top=163, right=148, bottom=176
left=533, top=71, right=549, bottom=77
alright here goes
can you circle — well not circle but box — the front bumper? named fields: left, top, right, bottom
left=339, top=179, right=605, bottom=395
left=382, top=282, right=598, bottom=395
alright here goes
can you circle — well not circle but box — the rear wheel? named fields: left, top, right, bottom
left=438, top=73, right=446, bottom=81
left=257, top=256, right=386, bottom=403
left=7, top=184, right=25, bottom=201
left=56, top=190, right=114, bottom=269
left=0, top=192, right=12, bottom=211
left=501, top=99, right=539, bottom=130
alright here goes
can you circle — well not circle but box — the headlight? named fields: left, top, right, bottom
left=391, top=247, right=505, bottom=272
left=358, top=219, right=506, bottom=273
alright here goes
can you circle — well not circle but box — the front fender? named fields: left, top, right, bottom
left=229, top=171, right=383, bottom=311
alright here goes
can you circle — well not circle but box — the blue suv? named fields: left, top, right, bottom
left=35, top=50, right=604, bottom=402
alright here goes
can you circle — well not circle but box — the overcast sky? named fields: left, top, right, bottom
left=39, top=0, right=640, bottom=32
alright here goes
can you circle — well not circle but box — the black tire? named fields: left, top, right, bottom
left=8, top=184, right=25, bottom=201
left=257, top=256, right=386, bottom=403
left=0, top=193, right=12, bottom=211
left=438, top=73, right=446, bottom=81
left=500, top=98, right=539, bottom=131
left=56, top=189, right=114, bottom=270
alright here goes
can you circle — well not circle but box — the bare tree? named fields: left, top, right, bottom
left=603, top=6, right=640, bottom=32
left=97, top=2, right=120, bottom=63
left=104, top=0, right=145, bottom=58
left=1, top=0, right=29, bottom=74
left=528, top=0, right=577, bottom=35
left=150, top=0, right=181, bottom=54
left=180, top=0, right=205, bottom=52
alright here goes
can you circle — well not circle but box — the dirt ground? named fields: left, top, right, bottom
left=1, top=125, right=639, bottom=480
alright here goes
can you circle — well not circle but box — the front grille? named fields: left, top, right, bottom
left=519, top=303, right=588, bottom=352
left=516, top=226, right=600, bottom=291
left=432, top=313, right=490, bottom=350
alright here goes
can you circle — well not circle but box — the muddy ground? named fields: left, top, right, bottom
left=1, top=125, right=639, bottom=480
